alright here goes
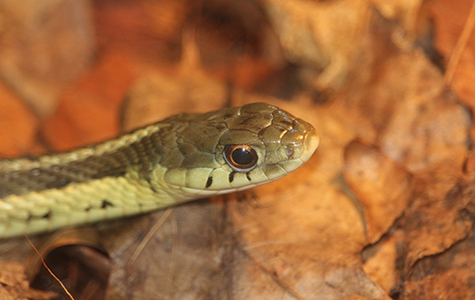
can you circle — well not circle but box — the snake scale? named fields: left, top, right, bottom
left=0, top=103, right=319, bottom=238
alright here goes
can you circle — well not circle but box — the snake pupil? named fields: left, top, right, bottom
left=232, top=148, right=252, bottom=165
left=224, top=145, right=258, bottom=172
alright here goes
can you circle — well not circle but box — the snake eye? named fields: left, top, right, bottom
left=224, top=145, right=258, bottom=172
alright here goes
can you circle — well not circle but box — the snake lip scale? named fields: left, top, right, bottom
left=0, top=102, right=319, bottom=238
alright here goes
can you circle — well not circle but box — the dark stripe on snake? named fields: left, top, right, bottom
left=229, top=171, right=236, bottom=183
left=205, top=176, right=213, bottom=188
left=0, top=135, right=163, bottom=197
left=101, top=199, right=114, bottom=208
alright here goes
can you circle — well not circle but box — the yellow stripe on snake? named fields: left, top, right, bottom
left=0, top=103, right=319, bottom=238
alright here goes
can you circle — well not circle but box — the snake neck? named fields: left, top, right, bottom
left=0, top=125, right=170, bottom=198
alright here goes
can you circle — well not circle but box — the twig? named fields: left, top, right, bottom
left=25, top=234, right=75, bottom=300
left=444, top=0, right=475, bottom=85
left=128, top=208, right=173, bottom=265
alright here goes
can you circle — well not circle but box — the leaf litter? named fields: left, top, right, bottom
left=1, top=0, right=475, bottom=299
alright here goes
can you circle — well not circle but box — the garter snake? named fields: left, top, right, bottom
left=0, top=102, right=319, bottom=238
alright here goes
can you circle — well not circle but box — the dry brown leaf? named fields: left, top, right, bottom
left=373, top=0, right=425, bottom=42
left=261, top=0, right=372, bottom=90
left=402, top=217, right=475, bottom=299
left=402, top=176, right=472, bottom=270
left=377, top=53, right=469, bottom=174
left=102, top=201, right=231, bottom=299
left=429, top=0, right=475, bottom=107
left=94, top=0, right=187, bottom=64
left=121, top=34, right=229, bottom=131
left=41, top=52, right=141, bottom=151
left=363, top=229, right=404, bottom=294
left=0, top=82, right=40, bottom=157
left=343, top=141, right=412, bottom=244
left=0, top=261, right=56, bottom=300
left=0, top=0, right=94, bottom=117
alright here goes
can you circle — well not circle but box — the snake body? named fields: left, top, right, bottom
left=0, top=103, right=319, bottom=238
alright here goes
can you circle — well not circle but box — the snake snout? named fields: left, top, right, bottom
left=280, top=118, right=319, bottom=162
left=295, top=118, right=319, bottom=163
left=301, top=128, right=319, bottom=162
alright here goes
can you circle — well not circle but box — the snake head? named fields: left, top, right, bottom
left=157, top=102, right=319, bottom=200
